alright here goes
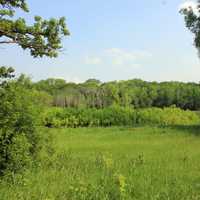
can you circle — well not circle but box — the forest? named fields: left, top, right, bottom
left=34, top=77, right=200, bottom=110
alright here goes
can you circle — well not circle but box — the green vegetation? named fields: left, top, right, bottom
left=34, top=78, right=200, bottom=110
left=1, top=126, right=200, bottom=200
left=1, top=1, right=200, bottom=199
left=0, top=0, right=70, bottom=57
left=1, top=59, right=200, bottom=200
left=0, top=0, right=69, bottom=175
left=180, top=0, right=200, bottom=56
left=43, top=106, right=200, bottom=128
left=0, top=75, right=52, bottom=175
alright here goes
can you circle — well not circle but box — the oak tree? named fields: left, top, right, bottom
left=0, top=0, right=70, bottom=58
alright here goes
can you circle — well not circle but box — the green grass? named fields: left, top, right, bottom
left=1, top=126, right=200, bottom=200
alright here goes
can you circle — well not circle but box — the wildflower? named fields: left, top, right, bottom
left=114, top=174, right=126, bottom=194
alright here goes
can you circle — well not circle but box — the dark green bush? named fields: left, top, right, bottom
left=4, top=134, right=32, bottom=173
left=0, top=83, right=41, bottom=175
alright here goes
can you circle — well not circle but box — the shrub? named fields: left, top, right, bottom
left=4, top=134, right=32, bottom=173
left=136, top=107, right=200, bottom=126
left=43, top=106, right=200, bottom=128
left=0, top=83, right=41, bottom=175
left=43, top=106, right=136, bottom=128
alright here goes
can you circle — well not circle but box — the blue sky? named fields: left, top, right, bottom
left=1, top=0, right=200, bottom=82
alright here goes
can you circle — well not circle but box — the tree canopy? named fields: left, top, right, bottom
left=34, top=78, right=200, bottom=110
left=0, top=0, right=70, bottom=57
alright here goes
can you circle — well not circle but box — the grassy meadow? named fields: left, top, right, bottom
left=1, top=126, right=200, bottom=200
left=2, top=1, right=200, bottom=200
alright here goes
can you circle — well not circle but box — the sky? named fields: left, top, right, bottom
left=1, top=0, right=200, bottom=83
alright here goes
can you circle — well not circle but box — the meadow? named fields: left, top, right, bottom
left=1, top=126, right=200, bottom=200
left=2, top=1, right=200, bottom=200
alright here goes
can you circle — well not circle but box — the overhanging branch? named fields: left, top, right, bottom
left=0, top=40, right=16, bottom=44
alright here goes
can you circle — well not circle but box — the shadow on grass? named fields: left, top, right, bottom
left=166, top=125, right=200, bottom=136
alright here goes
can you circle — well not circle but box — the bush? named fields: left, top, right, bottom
left=0, top=83, right=41, bottom=175
left=42, top=106, right=200, bottom=128
left=136, top=107, right=200, bottom=126
left=4, top=134, right=32, bottom=173
left=43, top=106, right=136, bottom=128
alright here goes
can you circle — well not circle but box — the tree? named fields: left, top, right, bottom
left=0, top=66, right=14, bottom=86
left=180, top=1, right=200, bottom=56
left=0, top=0, right=70, bottom=57
left=0, top=0, right=70, bottom=174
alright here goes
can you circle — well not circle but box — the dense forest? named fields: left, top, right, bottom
left=32, top=77, right=200, bottom=110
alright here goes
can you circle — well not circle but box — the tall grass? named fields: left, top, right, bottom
left=1, top=126, right=200, bottom=199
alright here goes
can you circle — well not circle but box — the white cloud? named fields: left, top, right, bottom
left=84, top=48, right=152, bottom=69
left=85, top=56, right=102, bottom=65
left=104, top=48, right=152, bottom=67
left=105, top=48, right=136, bottom=65
left=179, top=1, right=199, bottom=16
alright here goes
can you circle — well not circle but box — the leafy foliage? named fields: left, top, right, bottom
left=0, top=82, right=41, bottom=174
left=0, top=0, right=69, bottom=175
left=35, top=78, right=200, bottom=110
left=42, top=106, right=200, bottom=128
left=0, top=66, right=14, bottom=79
left=0, top=70, right=54, bottom=175
left=180, top=1, right=200, bottom=56
left=0, top=0, right=70, bottom=57
left=0, top=66, right=15, bottom=87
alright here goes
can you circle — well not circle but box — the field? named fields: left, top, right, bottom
left=0, top=126, right=200, bottom=200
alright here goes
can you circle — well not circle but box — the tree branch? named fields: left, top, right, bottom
left=0, top=40, right=16, bottom=44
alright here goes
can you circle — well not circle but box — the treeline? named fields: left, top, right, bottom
left=33, top=78, right=200, bottom=110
